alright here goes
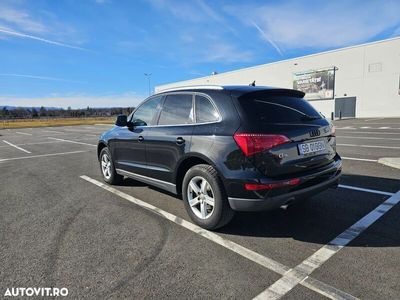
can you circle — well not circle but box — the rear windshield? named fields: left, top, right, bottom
left=238, top=96, right=322, bottom=123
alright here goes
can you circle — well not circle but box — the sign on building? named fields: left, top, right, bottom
left=293, top=68, right=335, bottom=100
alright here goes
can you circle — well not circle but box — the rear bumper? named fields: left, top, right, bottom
left=228, top=159, right=342, bottom=211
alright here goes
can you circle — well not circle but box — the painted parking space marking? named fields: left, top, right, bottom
left=341, top=157, right=378, bottom=162
left=3, top=140, right=31, bottom=153
left=337, top=131, right=400, bottom=135
left=80, top=175, right=358, bottom=300
left=48, top=137, right=97, bottom=147
left=339, top=184, right=395, bottom=196
left=364, top=118, right=386, bottom=122
left=41, top=130, right=65, bottom=134
left=16, top=131, right=33, bottom=136
left=337, top=136, right=400, bottom=141
left=0, top=150, right=89, bottom=162
left=0, top=138, right=97, bottom=148
left=254, top=190, right=400, bottom=299
left=338, top=143, right=400, bottom=150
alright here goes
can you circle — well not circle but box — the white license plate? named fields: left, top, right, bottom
left=298, top=140, right=326, bottom=156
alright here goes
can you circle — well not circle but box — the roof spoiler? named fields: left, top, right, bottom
left=239, top=88, right=305, bottom=99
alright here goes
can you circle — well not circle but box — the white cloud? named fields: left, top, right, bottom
left=0, top=27, right=90, bottom=51
left=225, top=0, right=400, bottom=49
left=0, top=92, right=144, bottom=109
left=0, top=73, right=86, bottom=83
left=0, top=2, right=89, bottom=51
left=201, top=43, right=253, bottom=63
left=0, top=5, right=46, bottom=34
left=94, top=0, right=111, bottom=4
left=251, top=21, right=283, bottom=56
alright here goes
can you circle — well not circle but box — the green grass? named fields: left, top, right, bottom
left=0, top=117, right=115, bottom=129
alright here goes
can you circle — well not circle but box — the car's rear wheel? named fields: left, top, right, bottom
left=99, top=147, right=123, bottom=185
left=182, top=164, right=234, bottom=230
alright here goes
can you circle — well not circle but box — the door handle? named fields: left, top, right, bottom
left=138, top=135, right=144, bottom=142
left=176, top=137, right=185, bottom=145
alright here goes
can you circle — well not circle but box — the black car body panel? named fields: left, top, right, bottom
left=98, top=85, right=342, bottom=211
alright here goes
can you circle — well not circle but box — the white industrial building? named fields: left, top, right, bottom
left=156, top=37, right=400, bottom=119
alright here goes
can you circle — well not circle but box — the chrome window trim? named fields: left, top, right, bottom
left=156, top=85, right=224, bottom=93
left=133, top=91, right=222, bottom=128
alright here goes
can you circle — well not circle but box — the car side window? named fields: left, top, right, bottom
left=195, top=95, right=220, bottom=123
left=131, top=96, right=162, bottom=126
left=158, top=94, right=194, bottom=125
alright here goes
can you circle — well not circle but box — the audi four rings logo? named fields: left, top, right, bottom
left=309, top=129, right=321, bottom=137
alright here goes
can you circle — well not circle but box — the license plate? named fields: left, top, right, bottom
left=298, top=140, right=326, bottom=156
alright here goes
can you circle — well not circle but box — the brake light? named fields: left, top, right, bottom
left=233, top=133, right=290, bottom=156
left=245, top=178, right=300, bottom=191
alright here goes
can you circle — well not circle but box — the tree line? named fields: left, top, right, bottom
left=0, top=106, right=134, bottom=119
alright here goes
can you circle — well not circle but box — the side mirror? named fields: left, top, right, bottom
left=115, top=115, right=127, bottom=127
left=131, top=120, right=147, bottom=127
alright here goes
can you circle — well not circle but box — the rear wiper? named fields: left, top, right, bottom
left=255, top=100, right=321, bottom=121
left=301, top=115, right=321, bottom=121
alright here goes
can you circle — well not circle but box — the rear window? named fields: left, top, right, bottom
left=239, top=96, right=322, bottom=123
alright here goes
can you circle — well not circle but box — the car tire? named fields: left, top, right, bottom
left=99, top=147, right=123, bottom=185
left=182, top=164, right=235, bottom=230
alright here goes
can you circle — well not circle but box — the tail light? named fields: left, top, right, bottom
left=233, top=133, right=290, bottom=156
left=245, top=178, right=300, bottom=191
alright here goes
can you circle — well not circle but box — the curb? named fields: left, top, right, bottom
left=378, top=157, right=400, bottom=170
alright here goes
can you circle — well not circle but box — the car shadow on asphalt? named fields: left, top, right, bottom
left=218, top=174, right=400, bottom=247
left=116, top=174, right=399, bottom=247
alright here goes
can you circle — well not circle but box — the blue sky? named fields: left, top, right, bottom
left=0, top=0, right=399, bottom=108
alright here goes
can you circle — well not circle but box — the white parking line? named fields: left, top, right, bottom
left=16, top=131, right=33, bottom=136
left=64, top=129, right=100, bottom=133
left=338, top=136, right=400, bottom=141
left=364, top=118, right=385, bottom=121
left=42, top=130, right=65, bottom=134
left=3, top=140, right=31, bottom=153
left=338, top=143, right=400, bottom=150
left=339, top=184, right=394, bottom=196
left=254, top=190, right=400, bottom=299
left=341, top=157, right=378, bottom=162
left=0, top=150, right=89, bottom=162
left=338, top=131, right=400, bottom=135
left=81, top=175, right=358, bottom=300
left=48, top=137, right=97, bottom=147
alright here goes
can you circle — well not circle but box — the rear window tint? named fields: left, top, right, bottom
left=158, top=94, right=194, bottom=125
left=195, top=95, right=219, bottom=123
left=239, top=96, right=322, bottom=123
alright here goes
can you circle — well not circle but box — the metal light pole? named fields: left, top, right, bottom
left=144, top=73, right=152, bottom=96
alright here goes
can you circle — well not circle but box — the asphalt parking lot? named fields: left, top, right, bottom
left=1, top=118, right=399, bottom=299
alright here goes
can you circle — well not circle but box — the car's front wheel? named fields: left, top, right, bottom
left=182, top=164, right=234, bottom=230
left=99, top=147, right=123, bottom=185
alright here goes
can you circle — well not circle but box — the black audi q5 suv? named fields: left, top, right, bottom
left=98, top=85, right=342, bottom=229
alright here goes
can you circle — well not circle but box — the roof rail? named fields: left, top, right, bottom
left=156, top=85, right=224, bottom=93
